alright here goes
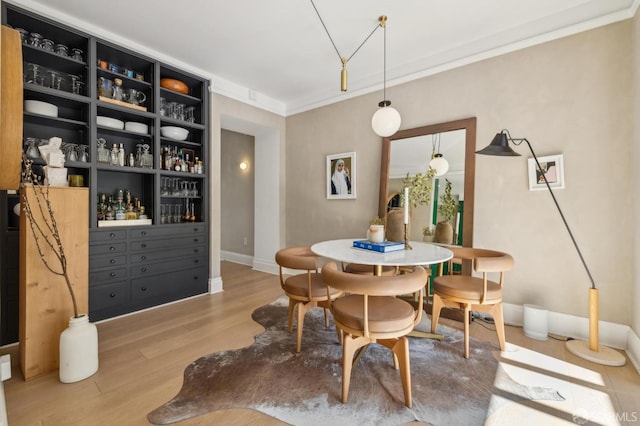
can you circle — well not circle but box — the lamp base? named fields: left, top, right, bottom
left=565, top=339, right=626, bottom=367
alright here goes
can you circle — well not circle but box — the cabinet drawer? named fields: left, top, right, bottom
left=130, top=245, right=205, bottom=264
left=89, top=281, right=129, bottom=312
left=90, top=230, right=127, bottom=244
left=130, top=235, right=204, bottom=252
left=90, top=254, right=127, bottom=270
left=130, top=226, right=205, bottom=240
left=90, top=267, right=127, bottom=283
left=130, top=255, right=207, bottom=277
left=90, top=242, right=127, bottom=256
left=131, top=266, right=208, bottom=303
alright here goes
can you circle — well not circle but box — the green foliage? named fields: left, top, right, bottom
left=422, top=226, right=434, bottom=236
left=402, top=167, right=436, bottom=209
left=369, top=216, right=384, bottom=226
left=438, top=179, right=457, bottom=222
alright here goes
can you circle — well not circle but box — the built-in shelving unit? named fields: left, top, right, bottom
left=1, top=4, right=210, bottom=330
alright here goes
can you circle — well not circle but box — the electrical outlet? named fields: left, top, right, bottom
left=243, top=237, right=248, bottom=246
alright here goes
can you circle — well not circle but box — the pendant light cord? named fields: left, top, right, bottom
left=311, top=0, right=383, bottom=66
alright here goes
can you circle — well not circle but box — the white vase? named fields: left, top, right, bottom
left=59, top=315, right=99, bottom=383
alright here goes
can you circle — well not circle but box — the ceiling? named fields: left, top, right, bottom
left=8, top=0, right=639, bottom=115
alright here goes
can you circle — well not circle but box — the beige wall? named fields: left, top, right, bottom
left=221, top=130, right=255, bottom=256
left=286, top=21, right=634, bottom=325
left=632, top=9, right=640, bottom=334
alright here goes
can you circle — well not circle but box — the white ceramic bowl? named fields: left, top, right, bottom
left=97, top=116, right=124, bottom=130
left=24, top=100, right=58, bottom=117
left=160, top=126, right=189, bottom=141
left=124, top=121, right=148, bottom=134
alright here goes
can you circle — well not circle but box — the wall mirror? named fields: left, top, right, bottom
left=378, top=117, right=477, bottom=248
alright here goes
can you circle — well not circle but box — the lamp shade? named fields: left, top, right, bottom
left=476, top=132, right=521, bottom=156
left=429, top=154, right=449, bottom=176
left=372, top=105, right=401, bottom=137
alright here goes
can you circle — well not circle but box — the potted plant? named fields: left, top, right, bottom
left=367, top=216, right=385, bottom=242
left=21, top=152, right=98, bottom=383
left=435, top=179, right=457, bottom=244
left=422, top=226, right=435, bottom=242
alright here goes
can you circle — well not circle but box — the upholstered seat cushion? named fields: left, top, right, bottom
left=433, top=275, right=502, bottom=303
left=284, top=273, right=340, bottom=298
left=332, top=295, right=415, bottom=334
left=344, top=263, right=397, bottom=276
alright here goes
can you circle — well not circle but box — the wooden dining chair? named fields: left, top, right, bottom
left=275, top=247, right=343, bottom=353
left=321, top=261, right=428, bottom=408
left=430, top=247, right=514, bottom=358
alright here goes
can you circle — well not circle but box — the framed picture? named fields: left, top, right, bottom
left=528, top=154, right=565, bottom=191
left=327, top=152, right=356, bottom=199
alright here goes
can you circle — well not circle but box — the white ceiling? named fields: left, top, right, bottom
left=8, top=0, right=639, bottom=115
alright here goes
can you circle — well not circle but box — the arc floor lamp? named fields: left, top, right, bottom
left=477, top=130, right=625, bottom=366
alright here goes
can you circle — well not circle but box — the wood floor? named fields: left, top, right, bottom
left=2, top=261, right=639, bottom=425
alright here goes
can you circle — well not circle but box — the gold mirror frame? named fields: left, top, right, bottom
left=378, top=117, right=477, bottom=248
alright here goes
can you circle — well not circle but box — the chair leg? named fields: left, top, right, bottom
left=323, top=307, right=330, bottom=328
left=287, top=298, right=296, bottom=333
left=492, top=303, right=506, bottom=351
left=341, top=335, right=369, bottom=404
left=392, top=336, right=412, bottom=408
left=463, top=304, right=471, bottom=359
left=431, top=294, right=444, bottom=333
left=295, top=302, right=312, bottom=353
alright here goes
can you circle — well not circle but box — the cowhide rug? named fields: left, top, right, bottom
left=148, top=297, right=563, bottom=425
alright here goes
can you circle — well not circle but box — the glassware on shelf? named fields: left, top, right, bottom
left=63, top=143, right=78, bottom=162
left=184, top=106, right=196, bottom=123
left=16, top=28, right=29, bottom=44
left=160, top=98, right=167, bottom=116
left=189, top=181, right=198, bottom=197
left=109, top=143, right=119, bottom=166
left=42, top=38, right=54, bottom=52
left=97, top=138, right=109, bottom=163
left=71, top=48, right=83, bottom=62
left=28, top=32, right=43, bottom=48
left=69, top=74, right=84, bottom=95
left=48, top=70, right=64, bottom=90
left=55, top=43, right=68, bottom=57
left=112, top=78, right=124, bottom=101
left=140, top=144, right=153, bottom=168
left=77, top=144, right=89, bottom=162
left=25, top=137, right=41, bottom=159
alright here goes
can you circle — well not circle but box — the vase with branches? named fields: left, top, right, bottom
left=21, top=153, right=98, bottom=383
left=435, top=179, right=457, bottom=244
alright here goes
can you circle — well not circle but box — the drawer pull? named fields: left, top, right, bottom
left=193, top=238, right=199, bottom=243
left=194, top=248, right=199, bottom=253
left=141, top=267, right=147, bottom=272
left=141, top=287, right=147, bottom=291
left=141, top=231, right=147, bottom=236
left=110, top=246, right=116, bottom=251
left=110, top=293, right=116, bottom=298
left=194, top=259, right=199, bottom=264
left=141, top=243, right=147, bottom=248
left=193, top=276, right=198, bottom=280
left=109, top=233, right=115, bottom=238
left=141, top=255, right=147, bottom=260
left=193, top=228, right=199, bottom=232
left=110, top=272, right=116, bottom=277
left=110, top=259, right=116, bottom=264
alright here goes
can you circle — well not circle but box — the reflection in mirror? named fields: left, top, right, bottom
left=378, top=117, right=477, bottom=249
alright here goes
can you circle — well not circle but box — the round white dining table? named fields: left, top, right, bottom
left=311, top=238, right=453, bottom=275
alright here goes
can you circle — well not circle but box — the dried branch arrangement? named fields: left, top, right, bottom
left=21, top=153, right=79, bottom=318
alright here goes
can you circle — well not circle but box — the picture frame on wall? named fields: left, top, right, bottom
left=528, top=154, right=565, bottom=191
left=327, top=152, right=356, bottom=199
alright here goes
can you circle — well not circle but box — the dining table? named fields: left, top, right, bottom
left=310, top=238, right=454, bottom=340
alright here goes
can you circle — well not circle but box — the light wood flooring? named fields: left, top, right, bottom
left=1, top=261, right=639, bottom=425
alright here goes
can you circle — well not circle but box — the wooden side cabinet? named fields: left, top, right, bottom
left=19, top=186, right=88, bottom=380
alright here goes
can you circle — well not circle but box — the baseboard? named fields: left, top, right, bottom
left=252, top=258, right=279, bottom=275
left=208, top=276, right=223, bottom=294
left=220, top=250, right=253, bottom=266
left=503, top=302, right=639, bottom=371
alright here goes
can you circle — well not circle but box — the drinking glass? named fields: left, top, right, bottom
left=42, top=38, right=54, bottom=52
left=71, top=48, right=83, bottom=62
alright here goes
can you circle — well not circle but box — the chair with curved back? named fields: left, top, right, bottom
left=430, top=247, right=514, bottom=358
left=321, top=261, right=428, bottom=408
left=275, top=246, right=343, bottom=353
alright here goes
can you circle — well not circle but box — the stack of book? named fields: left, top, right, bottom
left=353, top=239, right=405, bottom=253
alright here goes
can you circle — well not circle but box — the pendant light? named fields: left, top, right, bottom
left=429, top=133, right=449, bottom=176
left=371, top=16, right=401, bottom=137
